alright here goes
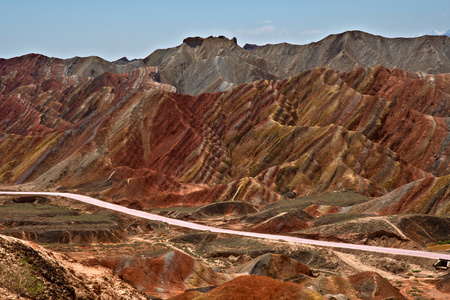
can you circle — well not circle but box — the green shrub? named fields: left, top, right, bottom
left=0, top=258, right=45, bottom=297
left=436, top=240, right=450, bottom=245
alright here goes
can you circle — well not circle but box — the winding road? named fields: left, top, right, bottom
left=1, top=191, right=449, bottom=261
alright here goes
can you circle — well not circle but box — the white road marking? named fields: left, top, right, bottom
left=1, top=191, right=449, bottom=260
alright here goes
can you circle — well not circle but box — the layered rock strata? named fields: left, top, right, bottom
left=0, top=55, right=448, bottom=215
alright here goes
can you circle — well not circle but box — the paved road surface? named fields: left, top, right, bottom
left=1, top=191, right=449, bottom=260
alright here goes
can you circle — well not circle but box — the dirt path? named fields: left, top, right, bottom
left=332, top=251, right=401, bottom=280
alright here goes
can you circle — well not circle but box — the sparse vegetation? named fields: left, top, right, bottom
left=0, top=202, right=117, bottom=224
left=0, top=258, right=45, bottom=297
left=435, top=240, right=450, bottom=245
left=312, top=213, right=369, bottom=226
left=262, top=191, right=371, bottom=212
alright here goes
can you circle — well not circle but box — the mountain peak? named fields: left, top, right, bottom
left=113, top=56, right=130, bottom=64
left=183, top=35, right=238, bottom=48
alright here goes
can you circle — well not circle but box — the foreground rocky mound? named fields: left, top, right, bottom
left=170, top=272, right=407, bottom=300
left=82, top=247, right=409, bottom=299
left=0, top=229, right=412, bottom=299
left=171, top=275, right=319, bottom=300
left=0, top=234, right=148, bottom=299
left=86, top=250, right=232, bottom=298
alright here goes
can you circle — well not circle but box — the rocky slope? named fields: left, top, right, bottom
left=86, top=250, right=232, bottom=299
left=169, top=272, right=407, bottom=300
left=0, top=54, right=449, bottom=217
left=144, top=32, right=450, bottom=94
left=0, top=234, right=149, bottom=299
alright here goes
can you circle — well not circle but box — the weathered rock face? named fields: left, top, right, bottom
left=349, top=175, right=450, bottom=215
left=174, top=275, right=322, bottom=300
left=347, top=271, right=406, bottom=300
left=231, top=253, right=313, bottom=279
left=145, top=31, right=450, bottom=94
left=86, top=250, right=232, bottom=298
left=395, top=215, right=450, bottom=244
left=437, top=273, right=450, bottom=292
left=4, top=32, right=450, bottom=96
left=0, top=234, right=149, bottom=299
left=0, top=54, right=448, bottom=215
left=171, top=272, right=408, bottom=300
left=250, top=211, right=311, bottom=234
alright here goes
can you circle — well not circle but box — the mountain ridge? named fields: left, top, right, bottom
left=3, top=30, right=450, bottom=95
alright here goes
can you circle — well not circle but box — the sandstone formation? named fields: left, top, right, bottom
left=436, top=273, right=450, bottom=292
left=347, top=271, right=406, bottom=300
left=170, top=275, right=322, bottom=300
left=0, top=53, right=448, bottom=217
left=230, top=253, right=313, bottom=279
left=170, top=272, right=407, bottom=300
left=249, top=211, right=311, bottom=234
left=86, top=250, right=232, bottom=298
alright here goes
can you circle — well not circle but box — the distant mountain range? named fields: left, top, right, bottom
left=144, top=30, right=450, bottom=94
left=3, top=30, right=450, bottom=95
left=427, top=29, right=450, bottom=37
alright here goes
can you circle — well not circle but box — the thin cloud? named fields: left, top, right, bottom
left=237, top=24, right=289, bottom=36
left=299, top=29, right=323, bottom=35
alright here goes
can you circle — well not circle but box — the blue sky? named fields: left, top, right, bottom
left=1, top=0, right=449, bottom=61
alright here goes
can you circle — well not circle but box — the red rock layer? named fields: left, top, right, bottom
left=0, top=56, right=448, bottom=213
left=347, top=271, right=406, bottom=300
left=87, top=250, right=231, bottom=298
left=172, top=272, right=407, bottom=300
left=250, top=212, right=310, bottom=234
left=231, top=253, right=313, bottom=279
left=350, top=175, right=450, bottom=215
left=342, top=66, right=450, bottom=117
left=180, top=275, right=321, bottom=300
